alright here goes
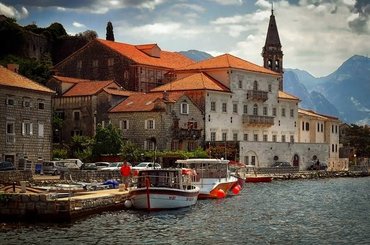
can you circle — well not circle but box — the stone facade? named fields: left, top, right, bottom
left=0, top=86, right=53, bottom=169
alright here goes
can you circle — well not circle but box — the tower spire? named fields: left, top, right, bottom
left=262, top=4, right=284, bottom=89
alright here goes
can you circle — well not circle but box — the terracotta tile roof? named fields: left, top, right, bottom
left=52, top=75, right=103, bottom=84
left=110, top=92, right=185, bottom=113
left=63, top=80, right=116, bottom=97
left=96, top=39, right=194, bottom=69
left=298, top=108, right=339, bottom=121
left=150, top=72, right=230, bottom=93
left=278, top=90, right=300, bottom=101
left=103, top=87, right=137, bottom=97
left=177, top=53, right=279, bottom=76
left=0, top=65, right=54, bottom=93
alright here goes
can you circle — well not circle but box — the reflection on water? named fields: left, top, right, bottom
left=1, top=177, right=370, bottom=244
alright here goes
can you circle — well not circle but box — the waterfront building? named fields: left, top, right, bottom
left=109, top=91, right=204, bottom=151
left=0, top=65, right=54, bottom=169
left=46, top=75, right=134, bottom=143
left=53, top=39, right=194, bottom=92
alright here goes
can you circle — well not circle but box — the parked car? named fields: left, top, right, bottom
left=94, top=162, right=111, bottom=170
left=308, top=162, right=328, bottom=170
left=132, top=162, right=161, bottom=171
left=63, top=159, right=83, bottom=168
left=80, top=163, right=98, bottom=170
left=272, top=161, right=292, bottom=168
left=101, top=162, right=126, bottom=171
left=0, top=161, right=16, bottom=171
left=43, top=161, right=67, bottom=175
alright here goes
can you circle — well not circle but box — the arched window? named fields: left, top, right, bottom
left=275, top=60, right=280, bottom=69
left=305, top=122, right=310, bottom=131
left=253, top=104, right=258, bottom=115
left=253, top=80, right=258, bottom=91
left=268, top=60, right=272, bottom=68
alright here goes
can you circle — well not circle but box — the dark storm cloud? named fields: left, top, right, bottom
left=349, top=0, right=370, bottom=34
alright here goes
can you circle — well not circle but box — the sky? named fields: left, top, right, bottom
left=0, top=0, right=369, bottom=77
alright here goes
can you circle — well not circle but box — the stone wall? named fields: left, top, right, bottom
left=0, top=171, right=33, bottom=184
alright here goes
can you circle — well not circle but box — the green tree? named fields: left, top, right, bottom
left=121, top=141, right=144, bottom=163
left=70, top=135, right=93, bottom=159
left=106, top=21, right=115, bottom=41
left=92, top=124, right=123, bottom=157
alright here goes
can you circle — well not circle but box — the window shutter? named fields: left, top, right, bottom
left=145, top=120, right=148, bottom=129
left=30, top=123, right=33, bottom=135
left=22, top=122, right=25, bottom=135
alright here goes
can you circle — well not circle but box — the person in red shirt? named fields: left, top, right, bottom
left=120, top=161, right=132, bottom=190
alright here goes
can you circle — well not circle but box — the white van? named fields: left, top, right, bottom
left=63, top=159, right=83, bottom=168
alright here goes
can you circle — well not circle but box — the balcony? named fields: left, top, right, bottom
left=242, top=115, right=274, bottom=127
left=172, top=128, right=202, bottom=140
left=247, top=90, right=268, bottom=102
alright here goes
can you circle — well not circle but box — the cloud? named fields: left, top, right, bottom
left=0, top=2, right=29, bottom=19
left=0, top=0, right=166, bottom=14
left=73, top=21, right=86, bottom=28
left=348, top=0, right=370, bottom=34
left=208, top=0, right=243, bottom=5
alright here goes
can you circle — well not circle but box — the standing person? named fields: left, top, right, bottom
left=120, top=161, right=132, bottom=190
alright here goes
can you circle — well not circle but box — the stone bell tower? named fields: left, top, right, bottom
left=262, top=5, right=284, bottom=90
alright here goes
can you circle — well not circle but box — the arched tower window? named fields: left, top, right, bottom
left=268, top=60, right=272, bottom=68
left=253, top=104, right=258, bottom=115
left=275, top=60, right=280, bottom=69
left=253, top=80, right=258, bottom=91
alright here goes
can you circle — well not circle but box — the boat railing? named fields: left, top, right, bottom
left=133, top=173, right=194, bottom=190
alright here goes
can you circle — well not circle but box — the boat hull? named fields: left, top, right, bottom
left=130, top=187, right=199, bottom=210
left=245, top=176, right=272, bottom=183
left=194, top=177, right=238, bottom=199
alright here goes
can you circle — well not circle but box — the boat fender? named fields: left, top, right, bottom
left=124, top=199, right=133, bottom=208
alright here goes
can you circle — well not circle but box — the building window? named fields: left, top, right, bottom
left=306, top=122, right=310, bottom=131
left=124, top=70, right=129, bottom=80
left=281, top=108, right=286, bottom=117
left=335, top=144, right=338, bottom=152
left=211, top=102, right=216, bottom=112
left=6, top=121, right=15, bottom=144
left=71, top=129, right=82, bottom=137
left=238, top=80, right=242, bottom=89
left=108, top=58, right=114, bottom=66
left=145, top=119, right=155, bottom=129
left=145, top=140, right=156, bottom=150
left=22, top=121, right=33, bottom=136
left=268, top=84, right=272, bottom=92
left=180, top=103, right=189, bottom=114
left=321, top=124, right=324, bottom=132
left=92, top=60, right=98, bottom=67
left=335, top=125, right=338, bottom=134
left=263, top=134, right=268, bottom=142
left=243, top=105, right=248, bottom=114
left=253, top=80, right=258, bottom=90
left=210, top=132, right=216, bottom=141
left=171, top=140, right=179, bottom=151
left=290, top=109, right=294, bottom=117
left=332, top=144, right=334, bottom=152
left=243, top=134, right=248, bottom=141
left=244, top=156, right=249, bottom=165
left=332, top=125, right=334, bottom=133
left=272, top=135, right=277, bottom=142
left=290, top=135, right=294, bottom=143
left=263, top=106, right=268, bottom=116
left=317, top=122, right=320, bottom=132
left=6, top=96, right=15, bottom=106
left=73, top=111, right=80, bottom=121
left=22, top=98, right=31, bottom=108
left=38, top=122, right=44, bottom=138
left=253, top=104, right=258, bottom=115
left=38, top=100, right=45, bottom=110
left=281, top=135, right=286, bottom=142
left=233, top=103, right=238, bottom=113
left=233, top=133, right=238, bottom=141
left=222, top=103, right=227, bottom=113
left=251, top=156, right=256, bottom=165
left=120, top=120, right=129, bottom=130
left=222, top=132, right=227, bottom=141
left=253, top=134, right=258, bottom=141
left=77, top=60, right=82, bottom=69
left=272, top=108, right=277, bottom=116
left=302, top=121, right=305, bottom=130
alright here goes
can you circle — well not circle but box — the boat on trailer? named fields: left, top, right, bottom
left=129, top=169, right=199, bottom=210
left=175, top=158, right=239, bottom=199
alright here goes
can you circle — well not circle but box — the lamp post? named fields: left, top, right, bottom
left=354, top=154, right=357, bottom=166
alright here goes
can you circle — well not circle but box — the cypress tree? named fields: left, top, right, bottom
left=106, top=21, right=115, bottom=41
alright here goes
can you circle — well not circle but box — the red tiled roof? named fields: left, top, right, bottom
left=298, top=108, right=339, bottom=121
left=103, top=87, right=137, bottom=97
left=110, top=92, right=185, bottom=113
left=278, top=90, right=300, bottom=101
left=150, top=72, right=230, bottom=93
left=0, top=65, right=54, bottom=93
left=63, top=80, right=115, bottom=97
left=177, top=53, right=279, bottom=76
left=96, top=39, right=194, bottom=69
left=52, top=75, right=104, bottom=84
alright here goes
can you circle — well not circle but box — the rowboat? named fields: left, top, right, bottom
left=128, top=168, right=199, bottom=210
left=175, top=158, right=239, bottom=199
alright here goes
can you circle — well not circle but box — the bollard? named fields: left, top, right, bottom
left=12, top=182, right=16, bottom=192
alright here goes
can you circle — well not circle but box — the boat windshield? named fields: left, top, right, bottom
left=177, top=159, right=229, bottom=179
left=136, top=170, right=181, bottom=189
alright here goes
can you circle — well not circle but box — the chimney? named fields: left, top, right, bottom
left=7, top=64, right=19, bottom=73
left=163, top=90, right=169, bottom=101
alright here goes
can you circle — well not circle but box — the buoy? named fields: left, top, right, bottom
left=124, top=199, right=132, bottom=208
left=216, top=189, right=226, bottom=198
left=232, top=186, right=240, bottom=195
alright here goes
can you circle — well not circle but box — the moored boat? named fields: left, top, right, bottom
left=175, top=158, right=239, bottom=199
left=129, top=169, right=199, bottom=210
left=246, top=176, right=272, bottom=183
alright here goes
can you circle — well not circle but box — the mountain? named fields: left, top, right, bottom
left=179, top=50, right=213, bottom=62
left=285, top=55, right=370, bottom=124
